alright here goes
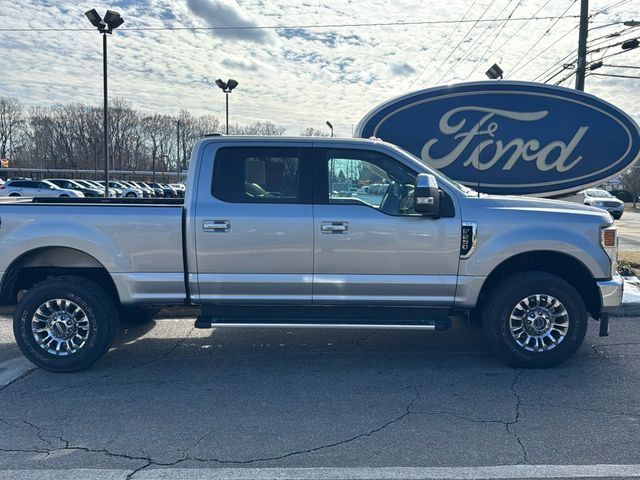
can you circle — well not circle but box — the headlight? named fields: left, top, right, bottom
left=592, top=201, right=603, bottom=206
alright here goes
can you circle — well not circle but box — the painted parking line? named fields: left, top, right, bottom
left=3, top=465, right=640, bottom=480
left=0, top=356, right=34, bottom=387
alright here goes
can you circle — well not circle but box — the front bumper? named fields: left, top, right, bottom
left=598, top=274, right=624, bottom=311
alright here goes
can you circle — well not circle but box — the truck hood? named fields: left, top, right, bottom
left=472, top=194, right=613, bottom=223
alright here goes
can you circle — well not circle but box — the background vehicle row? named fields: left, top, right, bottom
left=0, top=177, right=185, bottom=198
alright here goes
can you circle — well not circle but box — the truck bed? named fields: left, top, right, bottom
left=0, top=200, right=186, bottom=305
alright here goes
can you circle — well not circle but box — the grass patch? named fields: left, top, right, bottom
left=620, top=251, right=640, bottom=268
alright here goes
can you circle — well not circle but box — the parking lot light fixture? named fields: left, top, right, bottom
left=215, top=78, right=239, bottom=135
left=84, top=8, right=124, bottom=197
left=326, top=121, right=334, bottom=137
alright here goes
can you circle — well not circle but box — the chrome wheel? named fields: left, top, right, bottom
left=31, top=299, right=90, bottom=356
left=509, top=294, right=569, bottom=352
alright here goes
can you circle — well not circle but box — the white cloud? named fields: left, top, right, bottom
left=185, top=0, right=274, bottom=43
left=0, top=0, right=638, bottom=136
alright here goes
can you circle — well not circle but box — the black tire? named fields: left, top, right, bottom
left=13, top=276, right=119, bottom=372
left=482, top=271, right=588, bottom=368
left=59, top=194, right=69, bottom=198
left=9, top=193, right=20, bottom=197
left=612, top=212, right=622, bottom=220
left=118, top=306, right=160, bottom=324
left=126, top=192, right=136, bottom=198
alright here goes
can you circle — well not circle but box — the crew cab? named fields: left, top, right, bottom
left=0, top=136, right=623, bottom=371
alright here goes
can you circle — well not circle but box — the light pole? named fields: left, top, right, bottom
left=215, top=79, right=239, bottom=134
left=326, top=121, right=334, bottom=137
left=85, top=8, right=124, bottom=197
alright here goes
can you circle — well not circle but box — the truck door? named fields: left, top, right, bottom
left=313, top=147, right=461, bottom=305
left=194, top=145, right=314, bottom=303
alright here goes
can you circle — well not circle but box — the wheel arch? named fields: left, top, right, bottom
left=475, top=250, right=601, bottom=319
left=0, top=246, right=121, bottom=307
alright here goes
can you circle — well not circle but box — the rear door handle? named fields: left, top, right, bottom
left=321, top=222, right=349, bottom=234
left=203, top=220, right=231, bottom=232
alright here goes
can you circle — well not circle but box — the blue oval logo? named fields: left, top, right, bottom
left=355, top=81, right=640, bottom=196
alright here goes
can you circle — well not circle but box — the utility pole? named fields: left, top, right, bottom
left=575, top=0, right=589, bottom=91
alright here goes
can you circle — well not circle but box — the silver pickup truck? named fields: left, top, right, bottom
left=0, top=136, right=623, bottom=371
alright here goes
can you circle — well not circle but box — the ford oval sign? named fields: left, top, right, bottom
left=355, top=81, right=640, bottom=196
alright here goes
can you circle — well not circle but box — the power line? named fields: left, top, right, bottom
left=507, top=0, right=579, bottom=78
left=448, top=0, right=517, bottom=81
left=510, top=23, right=579, bottom=78
left=602, top=63, right=640, bottom=68
left=0, top=15, right=583, bottom=33
left=590, top=71, right=640, bottom=78
left=489, top=0, right=555, bottom=58
left=404, top=0, right=479, bottom=92
left=534, top=25, right=640, bottom=82
left=431, top=0, right=501, bottom=86
left=464, top=0, right=524, bottom=81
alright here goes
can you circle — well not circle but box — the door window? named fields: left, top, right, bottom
left=212, top=147, right=312, bottom=204
left=321, top=149, right=417, bottom=216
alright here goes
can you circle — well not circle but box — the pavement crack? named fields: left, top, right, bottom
left=505, top=368, right=530, bottom=465
left=176, top=391, right=419, bottom=467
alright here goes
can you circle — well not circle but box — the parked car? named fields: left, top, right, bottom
left=131, top=181, right=157, bottom=197
left=74, top=180, right=114, bottom=197
left=0, top=179, right=85, bottom=198
left=610, top=189, right=638, bottom=203
left=97, top=180, right=143, bottom=198
left=46, top=178, right=104, bottom=198
left=149, top=182, right=176, bottom=198
left=0, top=136, right=622, bottom=372
left=580, top=189, right=624, bottom=219
left=170, top=183, right=186, bottom=197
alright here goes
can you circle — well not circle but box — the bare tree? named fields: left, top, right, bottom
left=622, top=168, right=640, bottom=207
left=300, top=127, right=329, bottom=137
left=7, top=97, right=288, bottom=172
left=0, top=97, right=24, bottom=160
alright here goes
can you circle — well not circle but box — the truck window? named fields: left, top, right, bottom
left=319, top=149, right=418, bottom=216
left=212, top=147, right=312, bottom=204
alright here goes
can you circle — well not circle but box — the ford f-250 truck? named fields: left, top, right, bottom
left=0, top=136, right=623, bottom=371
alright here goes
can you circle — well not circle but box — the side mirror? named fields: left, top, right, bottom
left=414, top=173, right=441, bottom=217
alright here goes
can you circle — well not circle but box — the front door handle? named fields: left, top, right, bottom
left=203, top=220, right=231, bottom=232
left=321, top=222, right=349, bottom=234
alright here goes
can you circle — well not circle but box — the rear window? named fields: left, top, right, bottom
left=212, top=147, right=311, bottom=204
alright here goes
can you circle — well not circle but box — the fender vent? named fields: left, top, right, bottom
left=461, top=222, right=477, bottom=258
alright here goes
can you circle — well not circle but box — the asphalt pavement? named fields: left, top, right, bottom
left=1, top=314, right=640, bottom=479
left=616, top=207, right=640, bottom=252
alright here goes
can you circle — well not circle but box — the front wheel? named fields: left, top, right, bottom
left=13, top=276, right=119, bottom=372
left=482, top=271, right=588, bottom=368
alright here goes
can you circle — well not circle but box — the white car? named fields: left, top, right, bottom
left=580, top=189, right=624, bottom=220
left=98, top=180, right=143, bottom=198
left=0, top=179, right=85, bottom=198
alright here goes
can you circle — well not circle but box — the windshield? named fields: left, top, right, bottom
left=586, top=190, right=614, bottom=198
left=387, top=142, right=478, bottom=196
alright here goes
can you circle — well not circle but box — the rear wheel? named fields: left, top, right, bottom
left=9, top=193, right=20, bottom=197
left=13, top=276, right=119, bottom=372
left=612, top=212, right=623, bottom=220
left=126, top=192, right=136, bottom=198
left=482, top=271, right=588, bottom=368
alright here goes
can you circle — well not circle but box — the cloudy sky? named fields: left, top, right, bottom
left=0, top=0, right=638, bottom=136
